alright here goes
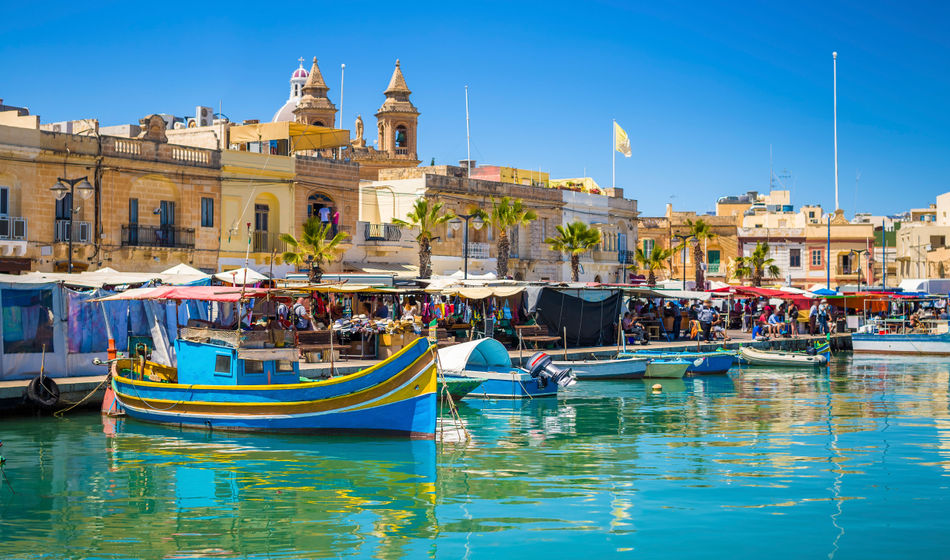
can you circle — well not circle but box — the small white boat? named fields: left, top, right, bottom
left=439, top=339, right=575, bottom=399
left=552, top=356, right=648, bottom=380
left=739, top=346, right=828, bottom=367
left=644, top=359, right=689, bottom=378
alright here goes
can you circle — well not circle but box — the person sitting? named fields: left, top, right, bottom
left=621, top=312, right=634, bottom=333
left=908, top=312, right=922, bottom=332
left=374, top=302, right=390, bottom=319
left=768, top=310, right=785, bottom=337
left=752, top=318, right=769, bottom=340
left=626, top=315, right=649, bottom=345
left=711, top=315, right=731, bottom=341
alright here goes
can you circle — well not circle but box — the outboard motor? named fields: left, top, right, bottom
left=526, top=352, right=576, bottom=389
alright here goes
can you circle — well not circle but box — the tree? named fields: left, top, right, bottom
left=684, top=218, right=717, bottom=289
left=733, top=241, right=780, bottom=287
left=635, top=245, right=676, bottom=286
left=392, top=198, right=455, bottom=279
left=280, top=218, right=349, bottom=282
left=545, top=220, right=602, bottom=282
left=472, top=197, right=537, bottom=278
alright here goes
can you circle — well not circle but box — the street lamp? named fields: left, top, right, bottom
left=50, top=176, right=94, bottom=273
left=449, top=213, right=484, bottom=280
left=850, top=249, right=869, bottom=291
left=672, top=234, right=694, bottom=290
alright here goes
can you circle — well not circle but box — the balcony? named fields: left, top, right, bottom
left=0, top=217, right=27, bottom=241
left=466, top=242, right=490, bottom=259
left=252, top=231, right=287, bottom=254
left=54, top=219, right=91, bottom=243
left=121, top=224, right=195, bottom=249
left=618, top=249, right=636, bottom=264
left=323, top=224, right=353, bottom=241
left=364, top=223, right=402, bottom=242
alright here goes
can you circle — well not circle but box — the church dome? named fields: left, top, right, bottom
left=272, top=99, right=297, bottom=122
left=292, top=67, right=309, bottom=79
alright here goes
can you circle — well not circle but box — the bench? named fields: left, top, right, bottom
left=296, top=330, right=338, bottom=362
left=515, top=324, right=560, bottom=349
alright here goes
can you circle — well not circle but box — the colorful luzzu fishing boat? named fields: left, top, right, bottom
left=100, top=286, right=437, bottom=438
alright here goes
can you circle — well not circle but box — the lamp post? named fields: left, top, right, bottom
left=672, top=234, right=693, bottom=290
left=850, top=249, right=869, bottom=291
left=50, top=176, right=94, bottom=273
left=449, top=213, right=484, bottom=280
left=671, top=235, right=692, bottom=292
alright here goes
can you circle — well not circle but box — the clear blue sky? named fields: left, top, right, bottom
left=2, top=1, right=947, bottom=217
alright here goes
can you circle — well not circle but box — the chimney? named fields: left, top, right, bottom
left=665, top=202, right=673, bottom=218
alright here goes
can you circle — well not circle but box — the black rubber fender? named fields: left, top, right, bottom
left=26, top=375, right=59, bottom=408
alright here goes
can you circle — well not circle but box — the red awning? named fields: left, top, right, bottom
left=709, top=286, right=810, bottom=307
left=95, top=285, right=277, bottom=303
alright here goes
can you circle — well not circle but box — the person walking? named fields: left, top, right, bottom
left=697, top=300, right=718, bottom=341
left=808, top=299, right=819, bottom=335
left=818, top=299, right=830, bottom=335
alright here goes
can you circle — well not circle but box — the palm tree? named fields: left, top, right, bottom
left=684, top=218, right=717, bottom=289
left=472, top=197, right=537, bottom=278
left=392, top=198, right=455, bottom=279
left=733, top=241, right=780, bottom=286
left=545, top=220, right=602, bottom=282
left=280, top=217, right=349, bottom=282
left=635, top=245, right=676, bottom=286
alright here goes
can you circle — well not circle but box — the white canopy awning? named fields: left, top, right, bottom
left=214, top=267, right=269, bottom=285
left=437, top=338, right=512, bottom=375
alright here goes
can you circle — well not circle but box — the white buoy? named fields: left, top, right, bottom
left=652, top=383, right=662, bottom=392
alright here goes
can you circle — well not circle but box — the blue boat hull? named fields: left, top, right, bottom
left=113, top=337, right=438, bottom=438
left=445, top=371, right=558, bottom=399
left=622, top=351, right=734, bottom=374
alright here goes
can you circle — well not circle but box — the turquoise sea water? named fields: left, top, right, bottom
left=0, top=352, right=949, bottom=559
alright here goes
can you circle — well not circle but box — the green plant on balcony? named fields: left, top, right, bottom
left=279, top=218, right=349, bottom=283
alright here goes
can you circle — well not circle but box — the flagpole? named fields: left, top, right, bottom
left=612, top=119, right=616, bottom=189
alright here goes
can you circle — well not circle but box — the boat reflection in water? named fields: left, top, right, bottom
left=103, top=417, right=438, bottom=560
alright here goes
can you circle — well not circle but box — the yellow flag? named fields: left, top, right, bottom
left=614, top=121, right=631, bottom=157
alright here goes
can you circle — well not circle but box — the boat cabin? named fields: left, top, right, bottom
left=176, top=327, right=300, bottom=385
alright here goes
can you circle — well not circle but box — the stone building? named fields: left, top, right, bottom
left=358, top=164, right=564, bottom=280
left=0, top=111, right=220, bottom=273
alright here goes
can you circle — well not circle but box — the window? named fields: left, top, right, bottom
left=811, top=249, right=822, bottom=267
left=789, top=248, right=801, bottom=268
left=201, top=198, right=213, bottom=227
left=160, top=200, right=175, bottom=226
left=277, top=360, right=294, bottom=372
left=244, top=359, right=264, bottom=374
left=0, top=186, right=8, bottom=216
left=214, top=354, right=231, bottom=374
left=643, top=238, right=655, bottom=254
left=55, top=193, right=72, bottom=220
left=254, top=204, right=269, bottom=232
left=808, top=211, right=815, bottom=219
left=129, top=198, right=139, bottom=224
left=841, top=253, right=852, bottom=274
left=395, top=125, right=408, bottom=148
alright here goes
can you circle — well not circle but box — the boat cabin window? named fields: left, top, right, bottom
left=245, top=359, right=265, bottom=374
left=277, top=360, right=294, bottom=372
left=214, top=355, right=231, bottom=374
